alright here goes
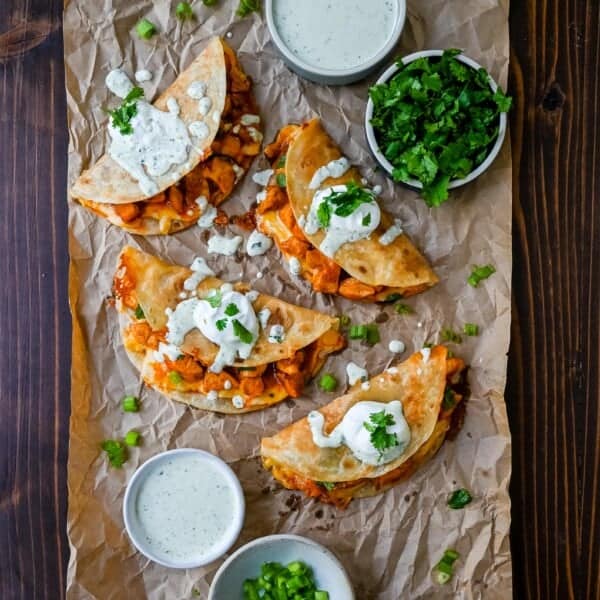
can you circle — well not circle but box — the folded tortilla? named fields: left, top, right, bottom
left=261, top=346, right=467, bottom=507
left=114, top=247, right=346, bottom=413
left=256, top=120, right=438, bottom=302
left=72, top=37, right=262, bottom=235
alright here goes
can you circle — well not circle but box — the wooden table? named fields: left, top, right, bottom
left=1, top=1, right=599, bottom=598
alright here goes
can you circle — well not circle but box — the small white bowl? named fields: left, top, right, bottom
left=123, top=448, right=245, bottom=569
left=209, top=534, right=355, bottom=600
left=265, top=0, right=407, bottom=85
left=365, top=49, right=508, bottom=191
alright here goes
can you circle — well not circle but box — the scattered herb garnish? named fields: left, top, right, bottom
left=364, top=410, right=399, bottom=459
left=395, top=303, right=413, bottom=315
left=317, top=183, right=375, bottom=229
left=176, top=2, right=195, bottom=20
left=448, top=488, right=473, bottom=509
left=384, top=293, right=403, bottom=303
left=369, top=49, right=512, bottom=206
left=135, top=18, right=157, bottom=40
left=318, top=481, right=336, bottom=491
left=277, top=154, right=287, bottom=168
left=168, top=371, right=183, bottom=384
left=108, top=86, right=144, bottom=135
left=101, top=440, right=128, bottom=468
left=124, top=430, right=141, bottom=447
left=225, top=303, right=240, bottom=316
left=243, top=561, right=328, bottom=600
left=318, top=373, right=338, bottom=392
left=349, top=323, right=380, bottom=345
left=122, top=395, right=140, bottom=412
left=362, top=213, right=372, bottom=227
left=134, top=304, right=145, bottom=319
left=236, top=0, right=260, bottom=18
left=441, top=328, right=462, bottom=344
left=206, top=290, right=223, bottom=308
left=463, top=323, right=479, bottom=336
left=423, top=342, right=434, bottom=349
left=338, top=314, right=351, bottom=328
left=203, top=0, right=219, bottom=6
left=216, top=319, right=228, bottom=331
left=467, top=264, right=496, bottom=287
left=442, top=388, right=456, bottom=410
left=232, top=319, right=253, bottom=344
left=434, top=549, right=460, bottom=584
left=276, top=172, right=287, bottom=187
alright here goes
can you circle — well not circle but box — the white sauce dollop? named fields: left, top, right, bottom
left=272, top=0, right=398, bottom=71
left=288, top=257, right=302, bottom=275
left=153, top=342, right=181, bottom=363
left=346, top=362, right=368, bottom=386
left=135, top=69, right=153, bottom=83
left=207, top=234, right=243, bottom=256
left=198, top=96, right=212, bottom=117
left=308, top=157, right=351, bottom=190
left=189, top=121, right=210, bottom=141
left=240, top=114, right=261, bottom=126
left=183, top=257, right=215, bottom=291
left=252, top=169, right=273, bottom=186
left=195, top=196, right=218, bottom=228
left=106, top=69, right=134, bottom=98
left=304, top=184, right=381, bottom=257
left=420, top=347, right=432, bottom=363
left=187, top=81, right=208, bottom=99
left=307, top=401, right=411, bottom=466
left=389, top=340, right=406, bottom=354
left=379, top=218, right=404, bottom=246
left=135, top=454, right=239, bottom=563
left=246, top=230, right=273, bottom=257
left=268, top=324, right=285, bottom=344
left=258, top=308, right=271, bottom=330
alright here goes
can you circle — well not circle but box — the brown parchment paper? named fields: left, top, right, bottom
left=64, top=1, right=513, bottom=598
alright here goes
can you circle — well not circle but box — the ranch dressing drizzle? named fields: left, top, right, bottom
left=246, top=230, right=273, bottom=257
left=273, top=0, right=398, bottom=71
left=208, top=234, right=243, bottom=256
left=379, top=218, right=404, bottom=246
left=106, top=71, right=192, bottom=197
left=195, top=196, right=218, bottom=228
left=307, top=401, right=411, bottom=466
left=135, top=454, right=237, bottom=562
left=252, top=169, right=274, bottom=186
left=309, top=157, right=351, bottom=190
left=304, top=184, right=381, bottom=257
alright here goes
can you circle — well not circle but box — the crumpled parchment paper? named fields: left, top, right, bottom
left=64, top=0, right=512, bottom=598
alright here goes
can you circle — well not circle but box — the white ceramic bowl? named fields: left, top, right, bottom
left=123, top=448, right=245, bottom=569
left=208, top=534, right=355, bottom=600
left=365, top=49, right=508, bottom=191
left=265, top=0, right=407, bottom=85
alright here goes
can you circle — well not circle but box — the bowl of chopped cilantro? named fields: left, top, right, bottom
left=365, top=49, right=512, bottom=206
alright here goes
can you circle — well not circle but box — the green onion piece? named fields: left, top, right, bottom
left=435, top=571, right=452, bottom=585
left=442, top=388, right=456, bottom=410
left=395, top=303, right=413, bottom=315
left=276, top=172, right=287, bottom=187
left=236, top=0, right=260, bottom=18
left=124, top=430, right=141, bottom=447
left=135, top=18, right=157, bottom=40
left=168, top=371, right=183, bottom=384
left=338, top=314, right=351, bottom=328
left=122, top=395, right=140, bottom=412
left=277, top=154, right=287, bottom=168
left=423, top=342, right=434, bottom=349
left=101, top=440, right=128, bottom=468
left=441, top=328, right=462, bottom=344
left=349, top=324, right=367, bottom=339
left=434, top=549, right=460, bottom=584
left=203, top=0, right=219, bottom=6
left=365, top=323, right=380, bottom=345
left=318, top=481, right=335, bottom=491
left=315, top=592, right=330, bottom=600
left=448, top=488, right=473, bottom=509
left=463, top=323, right=479, bottom=336
left=384, top=293, right=403, bottom=303
left=319, top=374, right=338, bottom=392
left=134, top=304, right=145, bottom=319
left=467, top=264, right=496, bottom=287
left=176, top=2, right=194, bottom=19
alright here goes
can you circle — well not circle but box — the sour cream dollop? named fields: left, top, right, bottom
left=307, top=400, right=411, bottom=466
left=304, top=184, right=381, bottom=257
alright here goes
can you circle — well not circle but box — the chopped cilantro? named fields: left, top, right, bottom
left=236, top=0, right=260, bottom=17
left=134, top=304, right=145, bottom=320
left=101, top=440, right=128, bottom=468
left=463, top=323, right=479, bottom=336
left=362, top=213, right=372, bottom=227
left=318, top=481, right=335, bottom=491
left=216, top=319, right=228, bottom=331
left=206, top=290, right=222, bottom=308
left=369, top=49, right=511, bottom=206
left=232, top=319, right=253, bottom=344
left=467, top=264, right=496, bottom=287
left=316, top=200, right=331, bottom=228
left=448, top=488, right=473, bottom=509
left=107, top=87, right=144, bottom=135
left=276, top=172, right=287, bottom=187
left=225, top=303, right=240, bottom=316
left=441, top=328, right=462, bottom=344
left=395, top=303, right=413, bottom=315
left=364, top=410, right=399, bottom=459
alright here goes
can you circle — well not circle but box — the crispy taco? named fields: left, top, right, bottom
left=261, top=346, right=467, bottom=507
left=113, top=247, right=346, bottom=413
left=72, top=37, right=262, bottom=235
left=255, top=119, right=438, bottom=302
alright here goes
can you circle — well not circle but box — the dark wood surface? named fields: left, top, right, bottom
left=1, top=0, right=599, bottom=598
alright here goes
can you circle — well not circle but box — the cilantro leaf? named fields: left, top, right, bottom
left=327, top=183, right=375, bottom=217
left=224, top=303, right=239, bottom=316
left=216, top=318, right=228, bottom=331
left=206, top=290, right=222, bottom=308
left=107, top=87, right=144, bottom=135
left=318, top=481, right=336, bottom=491
left=316, top=200, right=331, bottom=229
left=467, top=264, right=496, bottom=287
left=101, top=440, right=128, bottom=468
left=362, top=213, right=372, bottom=227
left=232, top=319, right=253, bottom=344
left=363, top=410, right=399, bottom=459
left=134, top=304, right=145, bottom=320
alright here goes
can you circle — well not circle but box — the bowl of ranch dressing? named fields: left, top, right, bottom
left=123, top=448, right=245, bottom=569
left=266, top=0, right=406, bottom=85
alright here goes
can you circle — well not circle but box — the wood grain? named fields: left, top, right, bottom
left=1, top=0, right=600, bottom=598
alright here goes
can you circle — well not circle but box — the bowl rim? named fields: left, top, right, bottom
left=208, top=533, right=355, bottom=600
left=364, top=49, right=508, bottom=190
left=122, top=448, right=245, bottom=570
left=264, top=0, right=407, bottom=78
